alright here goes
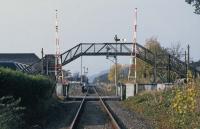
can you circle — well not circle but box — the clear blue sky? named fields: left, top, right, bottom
left=0, top=0, right=199, bottom=75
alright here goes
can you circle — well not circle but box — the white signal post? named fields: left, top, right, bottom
left=128, top=8, right=138, bottom=85
left=55, top=10, right=63, bottom=83
left=133, top=8, right=137, bottom=84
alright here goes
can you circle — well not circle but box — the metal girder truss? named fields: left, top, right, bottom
left=156, top=52, right=189, bottom=82
left=21, top=42, right=198, bottom=83
left=61, top=42, right=198, bottom=82
left=61, top=43, right=154, bottom=66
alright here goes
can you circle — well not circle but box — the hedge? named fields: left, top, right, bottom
left=0, top=68, right=55, bottom=127
left=0, top=96, right=25, bottom=129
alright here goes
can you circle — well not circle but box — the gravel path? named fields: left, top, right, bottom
left=96, top=85, right=152, bottom=128
left=107, top=101, right=153, bottom=129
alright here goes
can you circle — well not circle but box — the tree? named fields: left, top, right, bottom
left=144, top=37, right=180, bottom=82
left=144, top=37, right=165, bottom=83
left=168, top=42, right=184, bottom=60
left=135, top=59, right=153, bottom=83
left=185, top=0, right=200, bottom=14
left=108, top=64, right=122, bottom=82
left=126, top=37, right=164, bottom=83
left=145, top=37, right=163, bottom=55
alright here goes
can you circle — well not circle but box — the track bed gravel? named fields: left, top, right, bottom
left=77, top=101, right=112, bottom=129
left=107, top=101, right=153, bottom=129
left=44, top=101, right=80, bottom=129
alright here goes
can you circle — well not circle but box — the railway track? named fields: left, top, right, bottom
left=69, top=87, right=121, bottom=129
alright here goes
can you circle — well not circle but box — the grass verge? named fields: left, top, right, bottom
left=122, top=80, right=200, bottom=129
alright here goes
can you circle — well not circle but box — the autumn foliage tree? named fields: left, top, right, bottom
left=143, top=37, right=164, bottom=83
left=108, top=37, right=185, bottom=84
left=137, top=37, right=181, bottom=83
left=144, top=37, right=163, bottom=55
left=108, top=64, right=122, bottom=83
left=185, top=0, right=200, bottom=14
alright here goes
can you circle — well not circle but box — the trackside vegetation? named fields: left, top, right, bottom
left=0, top=68, right=55, bottom=129
left=122, top=79, right=200, bottom=129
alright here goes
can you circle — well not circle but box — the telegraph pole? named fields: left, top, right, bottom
left=81, top=56, right=83, bottom=83
left=187, top=44, right=190, bottom=82
left=114, top=35, right=119, bottom=96
left=185, top=50, right=187, bottom=82
left=187, top=44, right=190, bottom=69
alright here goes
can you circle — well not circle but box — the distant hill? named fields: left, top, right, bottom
left=91, top=65, right=129, bottom=83
left=88, top=69, right=109, bottom=83
left=93, top=72, right=109, bottom=83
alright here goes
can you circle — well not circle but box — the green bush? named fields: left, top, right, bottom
left=0, top=68, right=55, bottom=126
left=123, top=91, right=174, bottom=129
left=122, top=83, right=200, bottom=129
left=0, top=96, right=25, bottom=129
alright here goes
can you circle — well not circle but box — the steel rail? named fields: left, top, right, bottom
left=69, top=87, right=121, bottom=129
left=94, top=88, right=121, bottom=129
left=69, top=89, right=88, bottom=129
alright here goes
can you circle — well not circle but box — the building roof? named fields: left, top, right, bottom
left=0, top=53, right=40, bottom=65
left=0, top=61, right=32, bottom=72
left=0, top=62, right=17, bottom=70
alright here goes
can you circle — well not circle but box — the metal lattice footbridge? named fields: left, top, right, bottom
left=61, top=43, right=154, bottom=66
left=23, top=42, right=199, bottom=83
left=60, top=42, right=197, bottom=81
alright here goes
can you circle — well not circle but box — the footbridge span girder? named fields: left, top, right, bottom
left=60, top=42, right=199, bottom=82
left=22, top=42, right=199, bottom=83
left=60, top=42, right=154, bottom=66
